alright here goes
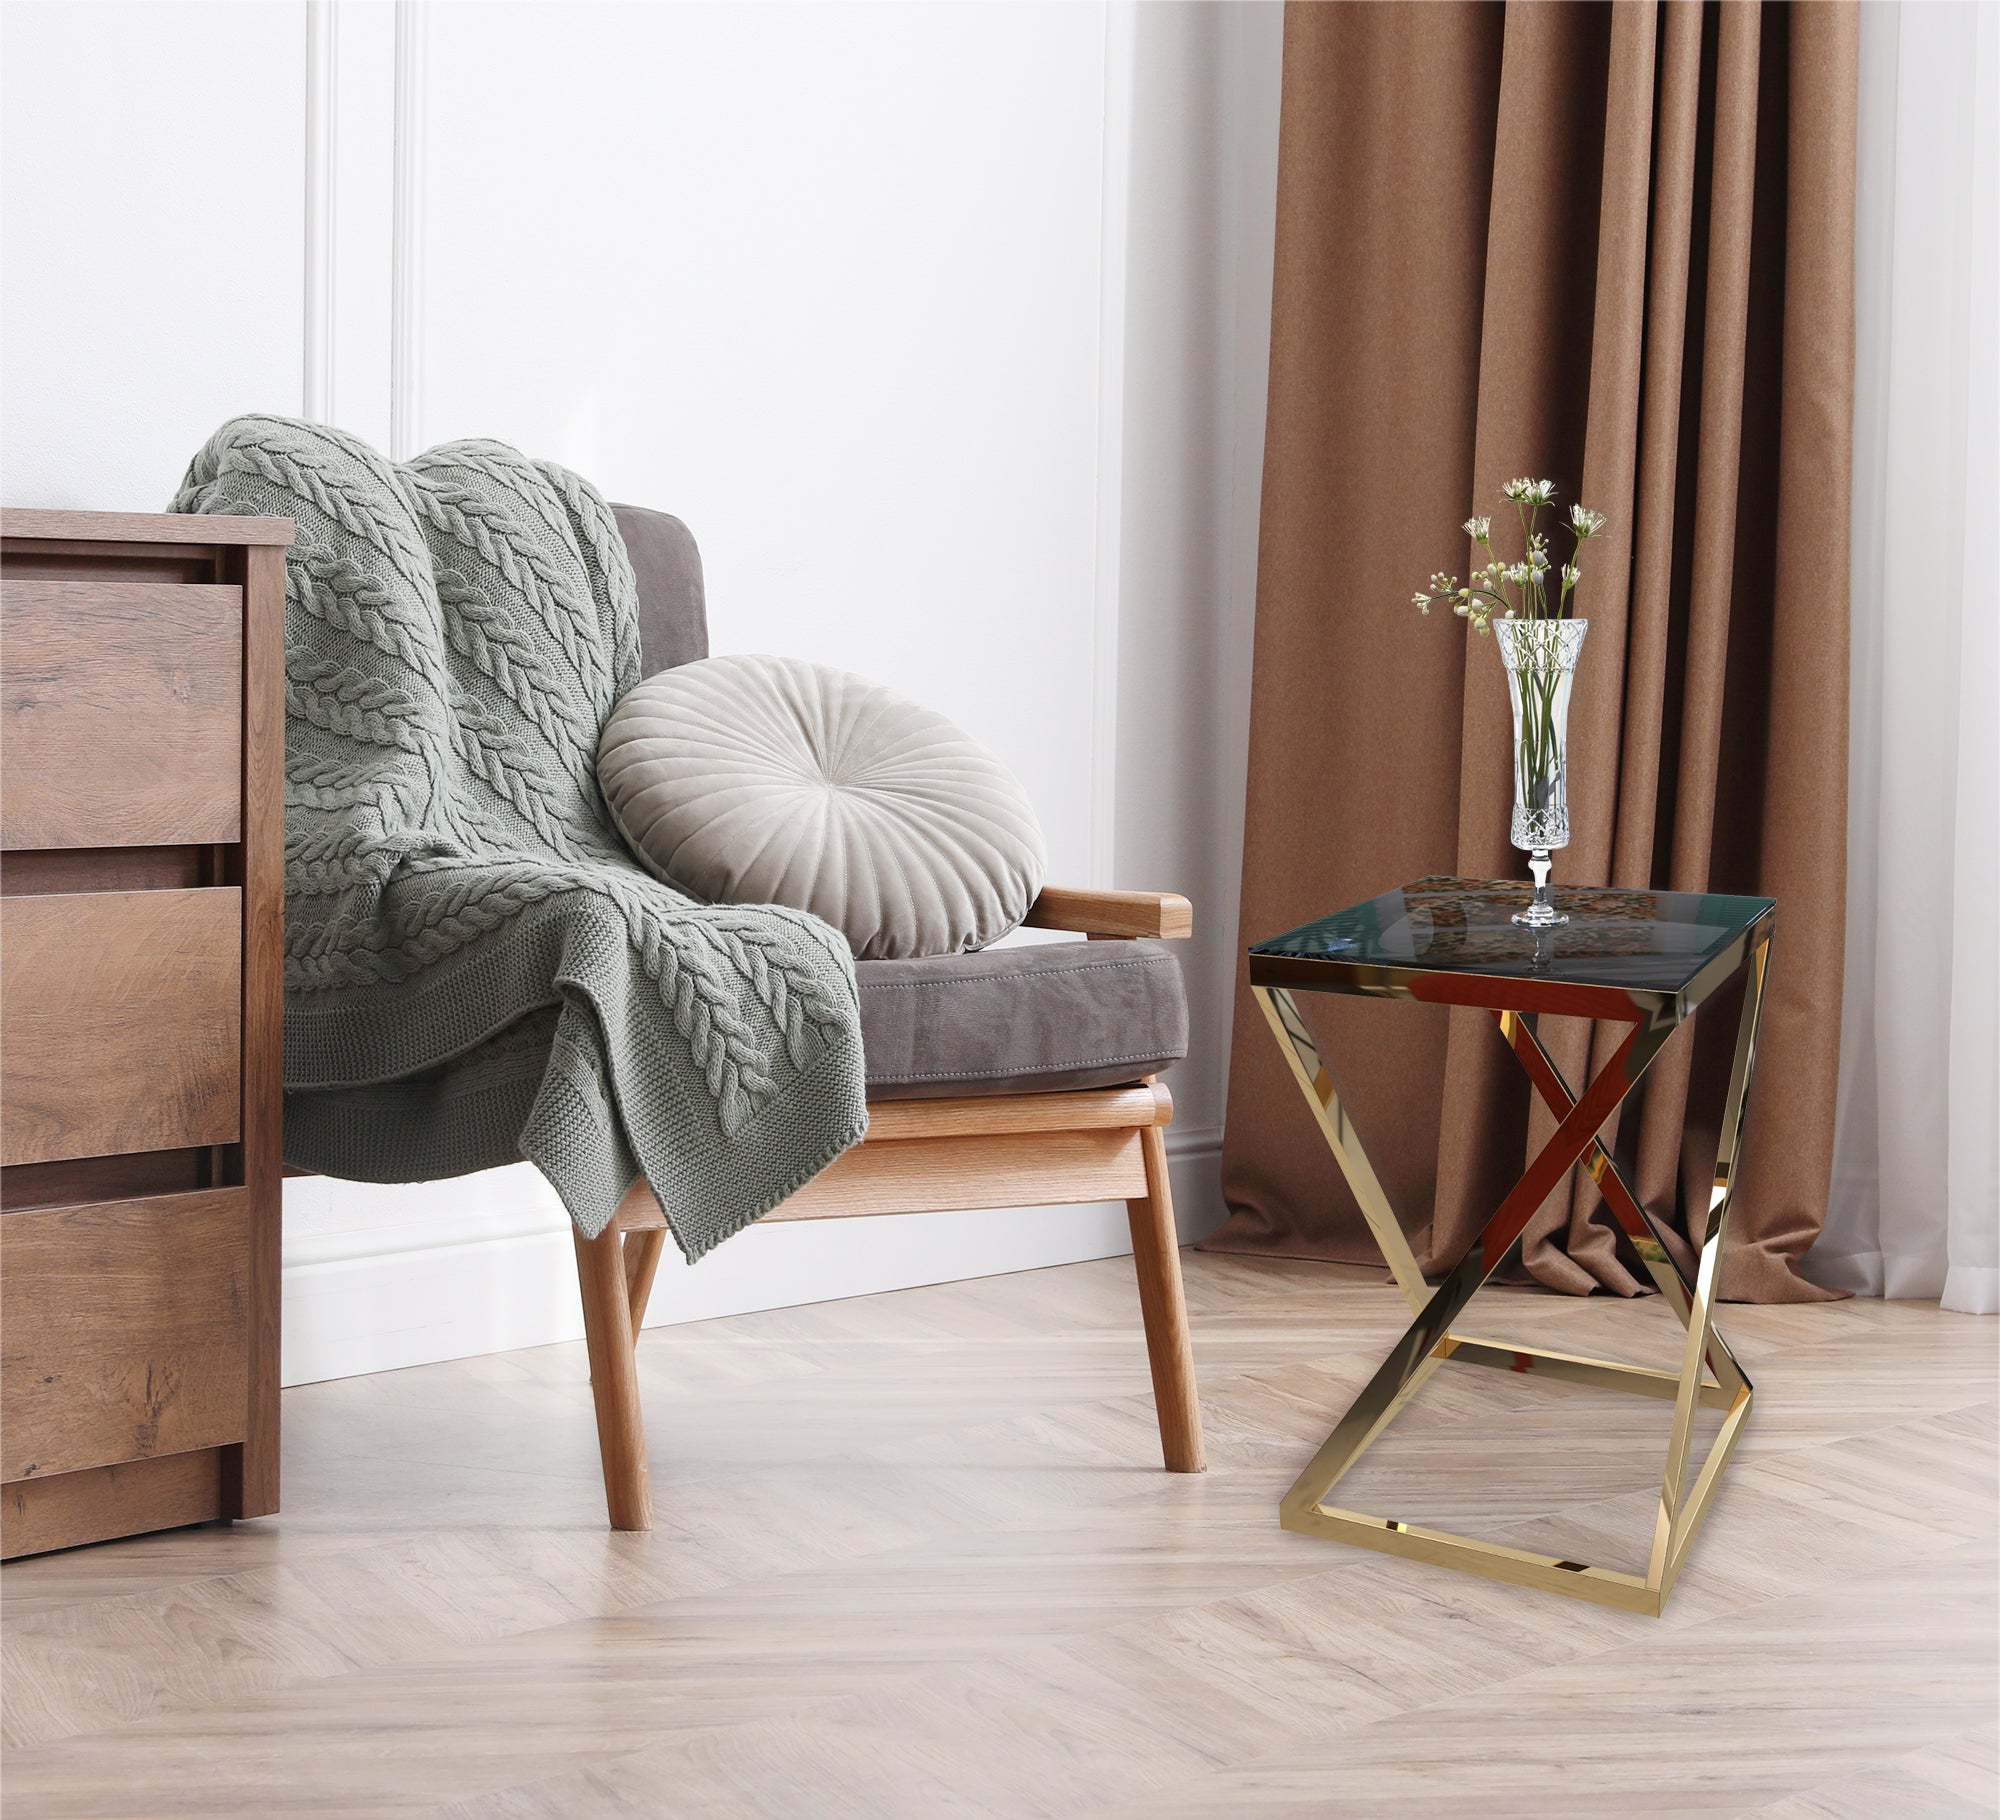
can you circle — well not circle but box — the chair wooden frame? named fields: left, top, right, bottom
left=573, top=886, right=1206, bottom=1530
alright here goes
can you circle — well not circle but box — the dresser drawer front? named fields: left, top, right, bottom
left=1, top=579, right=243, bottom=849
left=0, top=889, right=243, bottom=1165
left=1, top=1188, right=250, bottom=1481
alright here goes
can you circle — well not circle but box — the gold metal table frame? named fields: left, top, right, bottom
left=1250, top=903, right=1773, bottom=1616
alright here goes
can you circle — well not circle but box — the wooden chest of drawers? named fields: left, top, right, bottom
left=1, top=508, right=288, bottom=1558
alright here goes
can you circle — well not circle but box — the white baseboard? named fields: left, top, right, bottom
left=280, top=1132, right=1225, bottom=1387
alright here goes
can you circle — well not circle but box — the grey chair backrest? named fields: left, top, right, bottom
left=611, top=503, right=709, bottom=676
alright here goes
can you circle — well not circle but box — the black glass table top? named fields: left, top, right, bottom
left=1249, top=876, right=1774, bottom=996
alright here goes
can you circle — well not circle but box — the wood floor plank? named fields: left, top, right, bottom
left=1, top=1256, right=1992, bottom=1819
left=1080, top=1546, right=1999, bottom=1819
left=1745, top=1725, right=2000, bottom=1819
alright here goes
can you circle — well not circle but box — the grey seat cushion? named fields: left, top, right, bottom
left=859, top=939, right=1187, bottom=1101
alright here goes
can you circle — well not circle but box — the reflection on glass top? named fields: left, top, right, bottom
left=1250, top=876, right=1773, bottom=994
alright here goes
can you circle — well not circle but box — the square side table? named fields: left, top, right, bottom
left=1249, top=876, right=1775, bottom=1616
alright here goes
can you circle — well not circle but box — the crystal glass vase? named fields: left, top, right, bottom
left=1494, top=617, right=1587, bottom=928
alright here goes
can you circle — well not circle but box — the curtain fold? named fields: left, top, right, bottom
left=1212, top=0, right=1859, bottom=1302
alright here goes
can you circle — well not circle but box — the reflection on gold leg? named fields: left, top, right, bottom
left=1253, top=986, right=1429, bottom=1310
left=1650, top=933, right=1768, bottom=1593
left=1263, top=942, right=1769, bottom=1616
left=1492, top=1005, right=1748, bottom=1400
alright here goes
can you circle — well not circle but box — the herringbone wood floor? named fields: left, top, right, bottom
left=2, top=1251, right=1994, bottom=1818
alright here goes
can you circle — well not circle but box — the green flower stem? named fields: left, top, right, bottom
left=1515, top=663, right=1562, bottom=809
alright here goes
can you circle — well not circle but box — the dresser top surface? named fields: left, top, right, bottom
left=2, top=507, right=294, bottom=547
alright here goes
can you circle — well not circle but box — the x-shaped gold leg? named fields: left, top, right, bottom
left=1253, top=934, right=1768, bottom=1614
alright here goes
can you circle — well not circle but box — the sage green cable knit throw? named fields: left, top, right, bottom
left=173, top=416, right=868, bottom=1254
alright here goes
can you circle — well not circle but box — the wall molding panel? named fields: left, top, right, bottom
left=305, top=0, right=397, bottom=453
left=389, top=0, right=427, bottom=460
left=1089, top=1, right=1137, bottom=892
left=303, top=0, right=337, bottom=421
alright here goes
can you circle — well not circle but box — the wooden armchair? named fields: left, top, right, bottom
left=579, top=882, right=1203, bottom=1531
left=287, top=501, right=1207, bottom=1530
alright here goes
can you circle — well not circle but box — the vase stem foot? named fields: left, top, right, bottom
left=1513, top=850, right=1569, bottom=928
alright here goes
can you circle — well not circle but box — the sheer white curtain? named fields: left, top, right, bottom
left=1814, top=1, right=1998, bottom=1314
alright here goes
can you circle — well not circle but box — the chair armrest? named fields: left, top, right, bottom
left=1021, top=886, right=1193, bottom=940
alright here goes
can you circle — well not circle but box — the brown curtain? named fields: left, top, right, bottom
left=1210, top=1, right=1858, bottom=1302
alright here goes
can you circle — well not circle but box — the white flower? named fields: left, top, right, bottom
left=1502, top=477, right=1556, bottom=504
left=1463, top=515, right=1491, bottom=542
left=1504, top=562, right=1530, bottom=586
left=1570, top=504, right=1606, bottom=538
left=1562, top=563, right=1581, bottom=586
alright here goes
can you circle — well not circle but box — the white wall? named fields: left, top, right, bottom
left=0, top=2, right=308, bottom=506
left=0, top=0, right=1282, bottom=1382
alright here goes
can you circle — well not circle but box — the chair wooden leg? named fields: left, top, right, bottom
left=574, top=1226, right=652, bottom=1530
left=624, top=1227, right=667, bottom=1333
left=1125, top=1122, right=1205, bottom=1472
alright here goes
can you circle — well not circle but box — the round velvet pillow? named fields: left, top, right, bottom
left=598, top=654, right=1047, bottom=962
